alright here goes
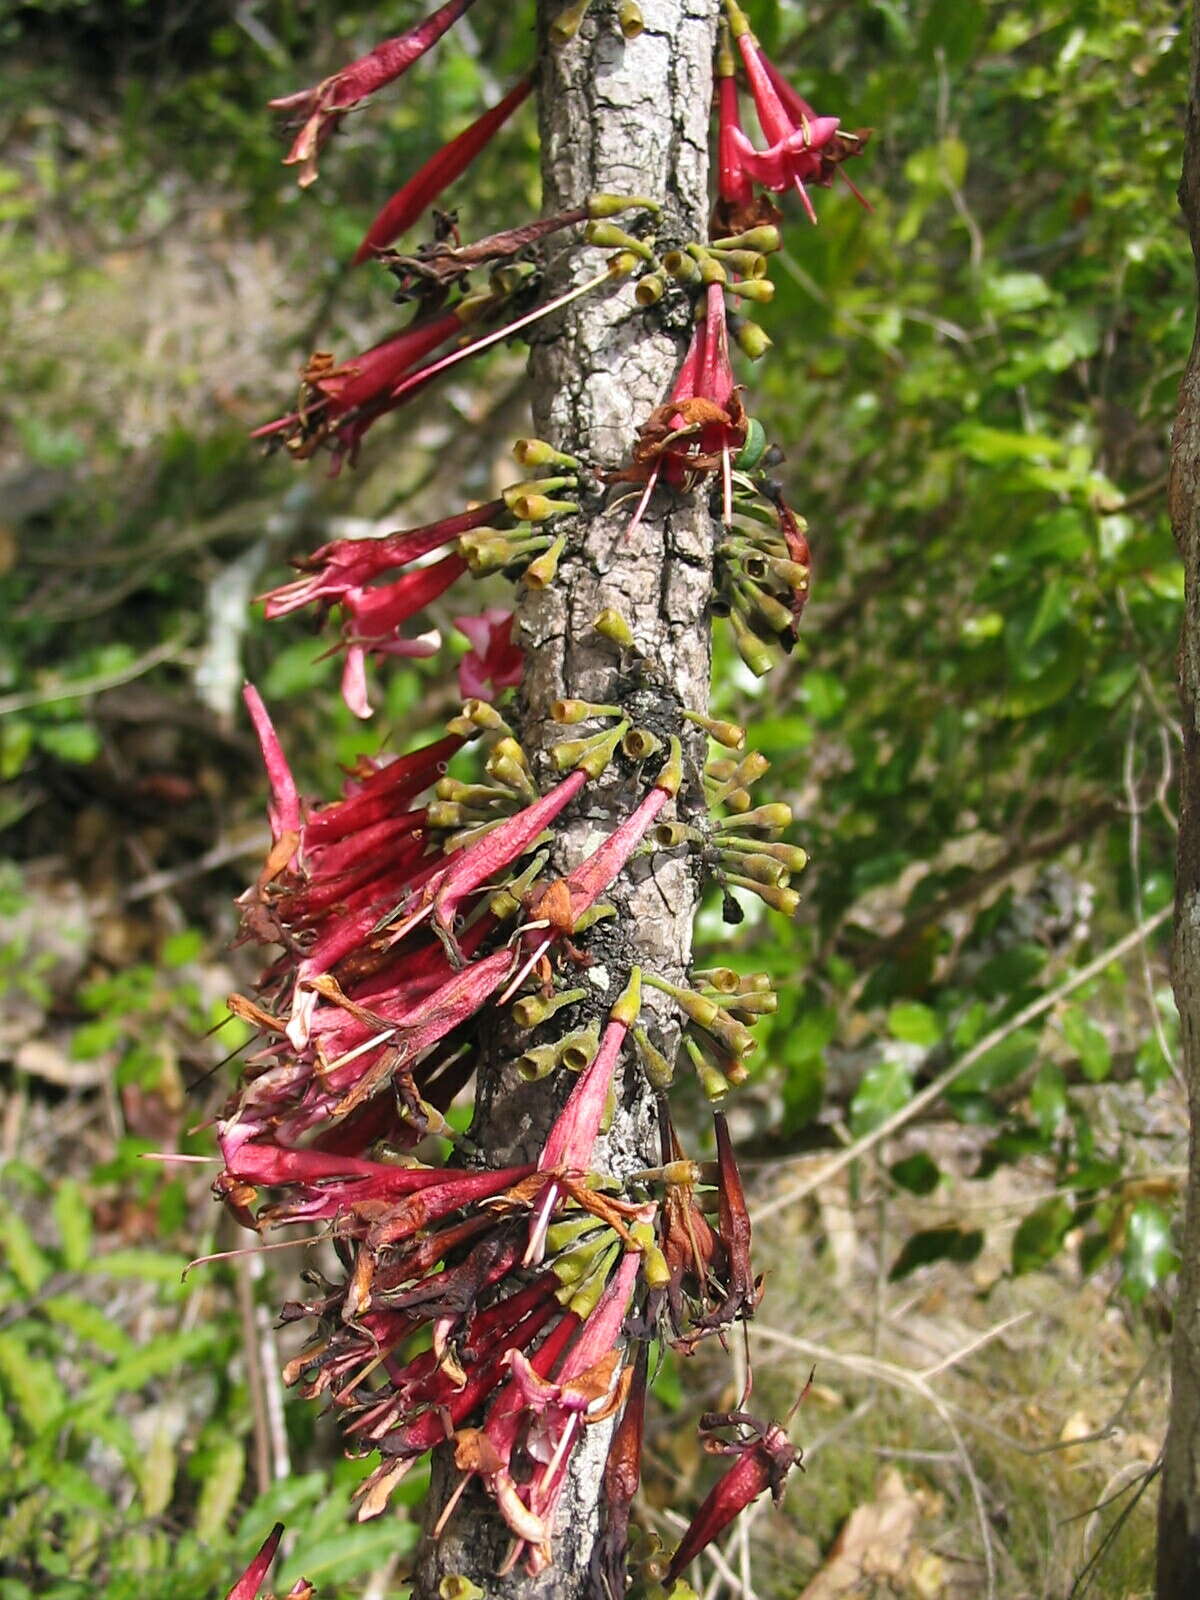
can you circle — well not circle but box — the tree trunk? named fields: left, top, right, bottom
left=412, top=2, right=718, bottom=1593
left=1159, top=7, right=1200, bottom=1595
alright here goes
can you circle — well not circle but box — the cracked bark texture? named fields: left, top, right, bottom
left=412, top=1, right=718, bottom=1594
left=1160, top=8, right=1200, bottom=1595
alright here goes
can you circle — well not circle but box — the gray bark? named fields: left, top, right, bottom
left=1161, top=7, right=1200, bottom=1594
left=412, top=1, right=718, bottom=1594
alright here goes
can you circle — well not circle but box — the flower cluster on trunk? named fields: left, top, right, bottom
left=218, top=2, right=866, bottom=1593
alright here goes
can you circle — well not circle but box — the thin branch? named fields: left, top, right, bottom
left=0, top=635, right=189, bottom=715
left=751, top=905, right=1173, bottom=1226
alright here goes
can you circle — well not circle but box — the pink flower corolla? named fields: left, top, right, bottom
left=626, top=287, right=746, bottom=527
left=251, top=302, right=486, bottom=469
left=221, top=1136, right=535, bottom=1232
left=382, top=765, right=591, bottom=954
left=352, top=1284, right=566, bottom=1517
left=263, top=501, right=504, bottom=621
left=504, top=1250, right=642, bottom=1571
left=269, top=0, right=481, bottom=186
left=723, top=0, right=843, bottom=222
left=523, top=1015, right=632, bottom=1267
left=353, top=74, right=534, bottom=264
left=336, top=550, right=468, bottom=717
left=455, top=608, right=523, bottom=701
left=505, top=760, right=678, bottom=1001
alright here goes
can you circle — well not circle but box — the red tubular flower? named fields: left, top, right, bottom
left=251, top=301, right=486, bottom=464
left=353, top=74, right=535, bottom=264
left=455, top=609, right=523, bottom=701
left=723, top=0, right=842, bottom=221
left=716, top=41, right=754, bottom=214
left=243, top=685, right=302, bottom=847
left=263, top=501, right=504, bottom=620
left=269, top=0, right=481, bottom=186
left=226, top=1524, right=284, bottom=1600
left=509, top=1250, right=643, bottom=1571
left=761, top=55, right=872, bottom=206
left=383, top=765, right=590, bottom=953
left=628, top=285, right=746, bottom=524
left=302, top=732, right=462, bottom=849
left=665, top=1415, right=801, bottom=1583
left=594, top=1340, right=649, bottom=1599
left=505, top=764, right=677, bottom=998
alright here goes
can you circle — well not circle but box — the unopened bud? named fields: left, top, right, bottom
left=503, top=476, right=576, bottom=510
left=711, top=224, right=782, bottom=253
left=685, top=1035, right=730, bottom=1102
left=717, top=849, right=789, bottom=887
left=510, top=494, right=579, bottom=523
left=683, top=709, right=745, bottom=749
left=587, top=193, right=661, bottom=218
left=728, top=607, right=775, bottom=676
left=736, top=321, right=773, bottom=361
left=585, top=221, right=655, bottom=261
left=718, top=801, right=792, bottom=832
left=594, top=607, right=635, bottom=647
left=633, top=1024, right=676, bottom=1089
left=656, top=735, right=683, bottom=797
left=698, top=254, right=727, bottom=285
left=611, top=966, right=642, bottom=1027
left=522, top=532, right=567, bottom=588
left=708, top=248, right=767, bottom=278
left=553, top=721, right=629, bottom=777
left=728, top=277, right=775, bottom=303
left=513, top=437, right=581, bottom=470
left=722, top=873, right=801, bottom=917
left=488, top=753, right=538, bottom=800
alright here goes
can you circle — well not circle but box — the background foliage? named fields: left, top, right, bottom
left=0, top=1, right=1188, bottom=1595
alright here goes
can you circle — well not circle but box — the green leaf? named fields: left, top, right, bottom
left=1030, top=1063, right=1067, bottom=1138
left=276, top=1520, right=419, bottom=1587
left=889, top=1226, right=983, bottom=1281
left=850, top=1056, right=913, bottom=1137
left=1121, top=1201, right=1179, bottom=1304
left=84, top=1248, right=190, bottom=1282
left=194, top=1433, right=243, bottom=1542
left=0, top=1208, right=53, bottom=1296
left=1060, top=1006, right=1111, bottom=1082
left=1012, top=1196, right=1073, bottom=1275
left=980, top=270, right=1053, bottom=316
left=40, top=1296, right=134, bottom=1360
left=51, top=1180, right=92, bottom=1273
left=886, top=1001, right=941, bottom=1047
left=952, top=1027, right=1040, bottom=1095
left=890, top=1153, right=940, bottom=1196
left=74, top=1327, right=218, bottom=1412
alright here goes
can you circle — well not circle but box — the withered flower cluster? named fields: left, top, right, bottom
left=219, top=1, right=865, bottom=1595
